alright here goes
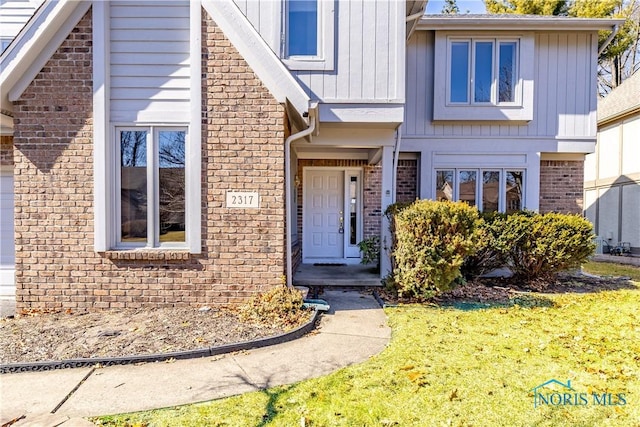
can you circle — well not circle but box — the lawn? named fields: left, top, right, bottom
left=97, top=263, right=640, bottom=426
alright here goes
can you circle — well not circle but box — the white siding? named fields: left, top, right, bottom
left=405, top=30, right=597, bottom=140
left=598, top=125, right=620, bottom=178
left=0, top=168, right=14, bottom=297
left=621, top=185, right=640, bottom=249
left=110, top=1, right=191, bottom=123
left=0, top=0, right=43, bottom=40
left=621, top=117, right=640, bottom=176
left=234, top=0, right=405, bottom=103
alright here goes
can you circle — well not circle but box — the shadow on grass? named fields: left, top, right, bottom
left=439, top=294, right=557, bottom=311
left=256, top=384, right=297, bottom=427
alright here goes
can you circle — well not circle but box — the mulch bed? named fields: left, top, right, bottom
left=0, top=306, right=313, bottom=365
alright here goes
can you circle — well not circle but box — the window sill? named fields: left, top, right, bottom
left=102, top=249, right=192, bottom=261
left=283, top=57, right=334, bottom=71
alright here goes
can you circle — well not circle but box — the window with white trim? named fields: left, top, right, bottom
left=448, top=38, right=519, bottom=106
left=283, top=0, right=335, bottom=71
left=435, top=169, right=524, bottom=213
left=117, top=127, right=188, bottom=248
left=433, top=31, right=534, bottom=121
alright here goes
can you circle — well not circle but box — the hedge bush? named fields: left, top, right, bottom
left=390, top=200, right=480, bottom=297
left=461, top=212, right=510, bottom=279
left=496, top=211, right=596, bottom=281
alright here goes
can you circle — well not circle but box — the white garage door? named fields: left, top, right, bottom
left=0, top=168, right=15, bottom=298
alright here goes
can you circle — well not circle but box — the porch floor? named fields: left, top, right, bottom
left=293, top=263, right=382, bottom=288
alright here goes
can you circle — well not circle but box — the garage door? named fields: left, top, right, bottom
left=0, top=168, right=15, bottom=298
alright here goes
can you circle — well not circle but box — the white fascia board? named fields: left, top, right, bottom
left=418, top=16, right=625, bottom=31
left=201, top=0, right=310, bottom=119
left=319, top=103, right=405, bottom=124
left=0, top=113, right=13, bottom=135
left=0, top=1, right=90, bottom=113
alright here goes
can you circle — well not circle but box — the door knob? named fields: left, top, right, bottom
left=339, top=210, right=344, bottom=234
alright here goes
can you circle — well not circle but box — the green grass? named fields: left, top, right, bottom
left=97, top=273, right=640, bottom=426
left=583, top=261, right=640, bottom=282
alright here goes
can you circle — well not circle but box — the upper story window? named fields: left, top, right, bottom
left=1, top=38, right=12, bottom=53
left=449, top=39, right=519, bottom=105
left=283, top=0, right=335, bottom=71
left=118, top=127, right=188, bottom=249
left=433, top=31, right=534, bottom=122
left=287, top=0, right=318, bottom=56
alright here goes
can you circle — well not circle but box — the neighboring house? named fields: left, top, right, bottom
left=0, top=0, right=621, bottom=309
left=584, top=71, right=640, bottom=254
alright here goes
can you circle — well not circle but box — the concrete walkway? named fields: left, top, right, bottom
left=0, top=290, right=391, bottom=426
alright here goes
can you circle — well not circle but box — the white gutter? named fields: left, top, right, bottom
left=598, top=24, right=621, bottom=56
left=285, top=102, right=319, bottom=289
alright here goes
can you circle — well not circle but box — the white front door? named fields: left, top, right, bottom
left=303, top=168, right=363, bottom=263
left=0, top=168, right=15, bottom=298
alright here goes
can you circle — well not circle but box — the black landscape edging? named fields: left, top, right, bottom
left=0, top=310, right=320, bottom=374
left=372, top=289, right=396, bottom=308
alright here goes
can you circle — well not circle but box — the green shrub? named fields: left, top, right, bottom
left=461, top=212, right=510, bottom=279
left=497, top=212, right=596, bottom=281
left=239, top=286, right=308, bottom=330
left=391, top=200, right=480, bottom=297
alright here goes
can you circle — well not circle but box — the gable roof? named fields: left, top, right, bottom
left=0, top=0, right=311, bottom=134
left=598, top=71, right=640, bottom=125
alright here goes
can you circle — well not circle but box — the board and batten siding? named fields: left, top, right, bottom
left=404, top=30, right=598, bottom=139
left=233, top=0, right=404, bottom=103
left=109, top=1, right=191, bottom=123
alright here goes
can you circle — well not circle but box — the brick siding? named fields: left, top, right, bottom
left=0, top=136, right=13, bottom=167
left=396, top=159, right=418, bottom=204
left=10, top=8, right=286, bottom=310
left=539, top=160, right=584, bottom=214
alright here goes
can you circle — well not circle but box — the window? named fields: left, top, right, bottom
left=435, top=169, right=524, bottom=213
left=433, top=32, right=534, bottom=121
left=448, top=39, right=519, bottom=106
left=287, top=0, right=318, bottom=56
left=0, top=38, right=12, bottom=53
left=283, top=0, right=334, bottom=71
left=118, top=127, right=187, bottom=248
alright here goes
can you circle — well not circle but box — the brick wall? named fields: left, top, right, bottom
left=0, top=136, right=12, bottom=166
left=396, top=159, right=417, bottom=203
left=11, top=8, right=286, bottom=310
left=539, top=160, right=584, bottom=214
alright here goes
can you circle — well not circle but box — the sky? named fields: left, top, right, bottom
left=426, top=0, right=488, bottom=14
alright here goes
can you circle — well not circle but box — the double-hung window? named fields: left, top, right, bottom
left=117, top=127, right=188, bottom=248
left=436, top=169, right=524, bottom=213
left=448, top=38, right=519, bottom=105
left=283, top=0, right=335, bottom=71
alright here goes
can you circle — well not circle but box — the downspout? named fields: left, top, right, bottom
left=391, top=124, right=403, bottom=203
left=598, top=24, right=621, bottom=56
left=285, top=103, right=319, bottom=288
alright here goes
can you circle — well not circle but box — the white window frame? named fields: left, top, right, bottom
left=282, top=0, right=335, bottom=71
left=115, top=126, right=191, bottom=250
left=434, top=168, right=526, bottom=213
left=433, top=31, right=534, bottom=121
left=447, top=38, right=521, bottom=107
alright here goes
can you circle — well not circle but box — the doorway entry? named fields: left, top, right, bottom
left=303, top=167, right=363, bottom=264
